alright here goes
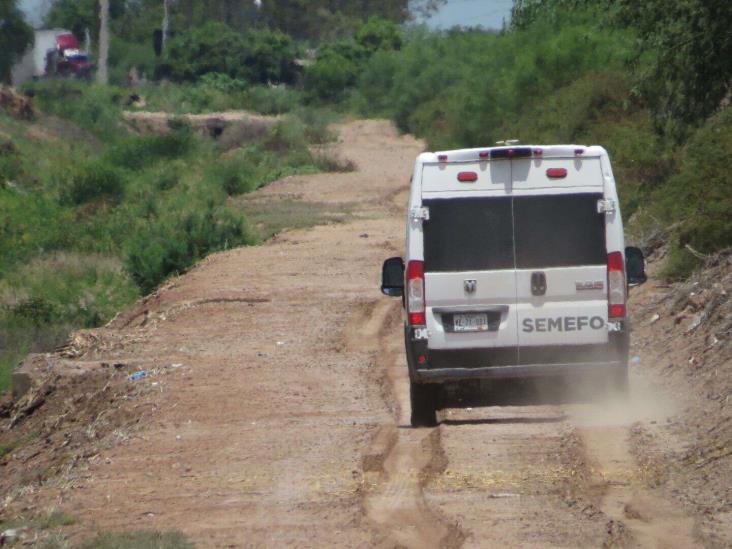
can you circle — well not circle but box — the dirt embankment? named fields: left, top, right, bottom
left=1, top=119, right=731, bottom=548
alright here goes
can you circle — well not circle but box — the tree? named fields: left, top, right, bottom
left=356, top=17, right=402, bottom=54
left=45, top=0, right=125, bottom=40
left=0, top=0, right=33, bottom=83
left=97, top=0, right=110, bottom=84
left=161, top=21, right=297, bottom=84
left=615, top=0, right=732, bottom=134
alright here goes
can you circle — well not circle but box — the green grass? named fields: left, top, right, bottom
left=237, top=197, right=353, bottom=242
left=133, top=81, right=303, bottom=116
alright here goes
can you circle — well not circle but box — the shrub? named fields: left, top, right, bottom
left=62, top=159, right=125, bottom=205
left=205, top=156, right=257, bottom=197
left=652, top=106, right=732, bottom=279
left=0, top=139, right=22, bottom=184
left=11, top=297, right=58, bottom=326
left=106, top=129, right=194, bottom=171
left=294, top=107, right=338, bottom=144
left=356, top=17, right=403, bottom=54
left=244, top=85, right=302, bottom=115
left=25, top=81, right=126, bottom=142
left=199, top=72, right=250, bottom=94
left=125, top=203, right=249, bottom=293
left=109, top=36, right=157, bottom=86
left=265, top=117, right=309, bottom=153
left=304, top=40, right=364, bottom=103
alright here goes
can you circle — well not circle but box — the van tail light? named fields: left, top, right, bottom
left=607, top=251, right=626, bottom=318
left=546, top=168, right=567, bottom=179
left=457, top=171, right=478, bottom=182
left=407, top=260, right=425, bottom=325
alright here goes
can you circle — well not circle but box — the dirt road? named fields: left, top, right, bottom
left=3, top=120, right=729, bottom=547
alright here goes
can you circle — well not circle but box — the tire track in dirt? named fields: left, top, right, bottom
left=575, top=390, right=702, bottom=548
left=347, top=301, right=465, bottom=548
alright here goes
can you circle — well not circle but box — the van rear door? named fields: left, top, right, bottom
left=512, top=158, right=609, bottom=358
left=421, top=192, right=519, bottom=363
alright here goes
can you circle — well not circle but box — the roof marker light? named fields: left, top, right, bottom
left=437, top=154, right=448, bottom=162
left=546, top=168, right=567, bottom=179
left=457, top=171, right=478, bottom=182
left=574, top=148, right=585, bottom=156
left=478, top=151, right=490, bottom=159
left=533, top=148, right=543, bottom=156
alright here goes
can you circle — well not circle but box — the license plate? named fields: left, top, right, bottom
left=453, top=313, right=490, bottom=332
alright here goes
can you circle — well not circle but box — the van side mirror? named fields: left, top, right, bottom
left=625, top=246, right=647, bottom=286
left=381, top=257, right=405, bottom=297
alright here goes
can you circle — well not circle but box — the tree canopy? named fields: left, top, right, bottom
left=0, top=0, right=33, bottom=83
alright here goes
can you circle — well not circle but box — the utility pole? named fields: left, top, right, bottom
left=97, top=0, right=110, bottom=85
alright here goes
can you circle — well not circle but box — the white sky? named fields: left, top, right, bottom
left=18, top=0, right=54, bottom=28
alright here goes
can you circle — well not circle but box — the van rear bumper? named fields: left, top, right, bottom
left=404, top=326, right=629, bottom=383
left=413, top=361, right=624, bottom=383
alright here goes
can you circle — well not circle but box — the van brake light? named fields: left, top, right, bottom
left=407, top=260, right=425, bottom=325
left=457, top=171, right=478, bottom=182
left=546, top=168, right=567, bottom=178
left=607, top=252, right=626, bottom=318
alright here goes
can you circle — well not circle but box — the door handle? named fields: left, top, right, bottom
left=531, top=272, right=547, bottom=296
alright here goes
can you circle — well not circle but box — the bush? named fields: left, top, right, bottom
left=26, top=81, right=126, bottom=142
left=304, top=47, right=361, bottom=102
left=244, top=85, right=302, bottom=115
left=106, top=128, right=194, bottom=171
left=650, top=107, right=732, bottom=278
left=62, top=159, right=125, bottom=205
left=109, top=36, right=157, bottom=86
left=0, top=189, right=70, bottom=270
left=125, top=203, right=249, bottom=293
left=0, top=139, right=23, bottom=184
left=356, top=17, right=403, bottom=54
left=205, top=156, right=257, bottom=197
left=294, top=107, right=338, bottom=144
left=11, top=297, right=58, bottom=326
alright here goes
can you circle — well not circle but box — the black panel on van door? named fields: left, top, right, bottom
left=423, top=197, right=514, bottom=272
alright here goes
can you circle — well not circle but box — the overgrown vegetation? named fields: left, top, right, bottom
left=340, top=1, right=730, bottom=280
left=0, top=78, right=341, bottom=392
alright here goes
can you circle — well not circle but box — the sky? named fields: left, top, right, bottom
left=19, top=0, right=515, bottom=31
left=18, top=0, right=53, bottom=28
left=418, top=0, right=514, bottom=30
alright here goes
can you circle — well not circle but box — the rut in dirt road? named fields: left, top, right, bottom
left=348, top=301, right=465, bottom=549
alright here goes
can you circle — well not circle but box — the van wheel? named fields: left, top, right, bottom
left=410, top=382, right=438, bottom=427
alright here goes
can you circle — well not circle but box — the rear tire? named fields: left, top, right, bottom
left=410, top=381, right=438, bottom=427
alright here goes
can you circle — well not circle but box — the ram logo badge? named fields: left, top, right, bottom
left=464, top=279, right=476, bottom=294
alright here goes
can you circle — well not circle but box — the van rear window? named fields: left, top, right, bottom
left=423, top=197, right=514, bottom=272
left=423, top=194, right=606, bottom=272
left=514, top=194, right=606, bottom=268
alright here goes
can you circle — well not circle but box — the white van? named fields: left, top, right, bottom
left=381, top=145, right=647, bottom=426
